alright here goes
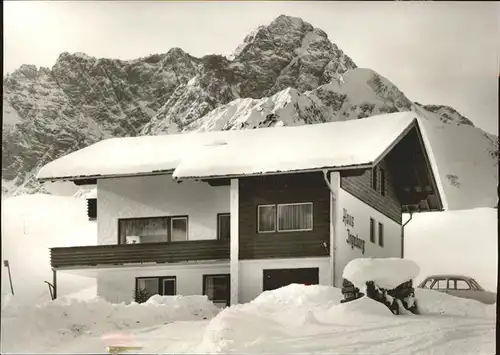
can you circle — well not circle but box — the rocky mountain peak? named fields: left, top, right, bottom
left=2, top=14, right=497, bottom=209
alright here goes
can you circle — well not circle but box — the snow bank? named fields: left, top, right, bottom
left=198, top=284, right=343, bottom=353
left=416, top=289, right=496, bottom=318
left=405, top=207, right=497, bottom=292
left=1, top=295, right=220, bottom=353
left=343, top=258, right=420, bottom=290
left=251, top=283, right=342, bottom=309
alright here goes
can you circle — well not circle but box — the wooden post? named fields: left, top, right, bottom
left=52, top=268, right=57, bottom=300
left=229, top=178, right=239, bottom=305
left=3, top=260, right=14, bottom=295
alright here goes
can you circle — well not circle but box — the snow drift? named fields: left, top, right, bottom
left=1, top=294, right=220, bottom=353
left=197, top=283, right=495, bottom=354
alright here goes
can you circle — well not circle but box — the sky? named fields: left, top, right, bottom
left=3, top=1, right=499, bottom=134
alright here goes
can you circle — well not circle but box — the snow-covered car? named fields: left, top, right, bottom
left=417, top=275, right=496, bottom=304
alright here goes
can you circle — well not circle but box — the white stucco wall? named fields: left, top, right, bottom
left=97, top=175, right=230, bottom=244
left=334, top=187, right=402, bottom=285
left=239, top=257, right=331, bottom=303
left=97, top=262, right=229, bottom=303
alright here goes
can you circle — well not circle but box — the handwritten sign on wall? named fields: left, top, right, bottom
left=343, top=208, right=365, bottom=254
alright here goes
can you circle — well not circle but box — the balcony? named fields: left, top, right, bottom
left=50, top=239, right=230, bottom=268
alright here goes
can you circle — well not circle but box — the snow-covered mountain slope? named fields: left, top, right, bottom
left=182, top=68, right=498, bottom=210
left=2, top=14, right=497, bottom=210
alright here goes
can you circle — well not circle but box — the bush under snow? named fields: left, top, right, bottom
left=343, top=257, right=420, bottom=290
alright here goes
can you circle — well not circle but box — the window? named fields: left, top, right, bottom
left=203, top=274, right=230, bottom=307
left=422, top=278, right=434, bottom=289
left=455, top=279, right=471, bottom=290
left=378, top=222, right=384, bottom=247
left=258, top=205, right=276, bottom=233
left=218, top=213, right=231, bottom=240
left=136, top=276, right=176, bottom=299
left=171, top=217, right=188, bottom=242
left=369, top=218, right=375, bottom=243
left=87, top=198, right=97, bottom=220
left=258, top=203, right=313, bottom=233
left=372, top=167, right=378, bottom=190
left=431, top=279, right=447, bottom=290
left=380, top=168, right=386, bottom=196
left=119, top=216, right=188, bottom=244
left=277, top=203, right=313, bottom=232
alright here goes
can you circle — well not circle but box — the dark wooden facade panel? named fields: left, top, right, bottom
left=50, top=240, right=229, bottom=268
left=238, top=172, right=331, bottom=260
left=340, top=159, right=402, bottom=224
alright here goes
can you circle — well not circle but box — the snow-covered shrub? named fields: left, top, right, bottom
left=342, top=258, right=420, bottom=315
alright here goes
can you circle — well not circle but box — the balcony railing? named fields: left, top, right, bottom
left=50, top=239, right=230, bottom=268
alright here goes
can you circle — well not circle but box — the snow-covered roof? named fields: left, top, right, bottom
left=37, top=112, right=419, bottom=181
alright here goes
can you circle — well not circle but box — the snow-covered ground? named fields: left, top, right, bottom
left=1, top=194, right=497, bottom=353
left=0, top=283, right=495, bottom=354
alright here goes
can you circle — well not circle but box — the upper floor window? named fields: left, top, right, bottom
left=369, top=218, right=375, bottom=243
left=378, top=222, right=384, bottom=247
left=258, top=202, right=313, bottom=233
left=372, top=166, right=386, bottom=196
left=218, top=213, right=231, bottom=240
left=119, top=216, right=188, bottom=244
left=87, top=198, right=97, bottom=220
left=371, top=168, right=378, bottom=191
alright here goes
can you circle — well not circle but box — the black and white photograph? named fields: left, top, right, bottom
left=2, top=1, right=498, bottom=354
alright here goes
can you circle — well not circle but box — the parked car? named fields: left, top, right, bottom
left=417, top=274, right=496, bottom=304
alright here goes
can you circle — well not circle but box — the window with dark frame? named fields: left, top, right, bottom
left=118, top=216, right=188, bottom=244
left=258, top=203, right=314, bottom=233
left=218, top=213, right=231, bottom=240
left=87, top=198, right=97, bottom=220
left=171, top=217, right=188, bottom=242
left=369, top=218, right=375, bottom=243
left=277, top=203, right=313, bottom=232
left=203, top=274, right=230, bottom=307
left=258, top=205, right=276, bottom=233
left=378, top=222, right=384, bottom=247
left=136, top=276, right=176, bottom=300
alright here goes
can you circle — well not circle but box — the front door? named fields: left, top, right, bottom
left=263, top=267, right=319, bottom=291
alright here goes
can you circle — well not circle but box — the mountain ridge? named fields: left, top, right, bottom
left=2, top=14, right=497, bottom=209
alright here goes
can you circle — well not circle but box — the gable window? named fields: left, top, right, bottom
left=203, top=274, right=230, bottom=307
left=380, top=168, right=386, bottom=196
left=277, top=203, right=313, bottom=232
left=136, top=276, right=176, bottom=301
left=372, top=167, right=378, bottom=190
left=218, top=213, right=231, bottom=240
left=369, top=218, right=375, bottom=243
left=378, top=222, right=384, bottom=247
left=119, top=216, right=188, bottom=244
left=258, top=205, right=276, bottom=233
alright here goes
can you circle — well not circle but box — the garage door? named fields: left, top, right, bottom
left=263, top=267, right=319, bottom=291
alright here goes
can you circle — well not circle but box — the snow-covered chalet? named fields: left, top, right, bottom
left=36, top=111, right=446, bottom=306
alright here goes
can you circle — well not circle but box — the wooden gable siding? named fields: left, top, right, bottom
left=238, top=172, right=330, bottom=260
left=340, top=159, right=402, bottom=224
